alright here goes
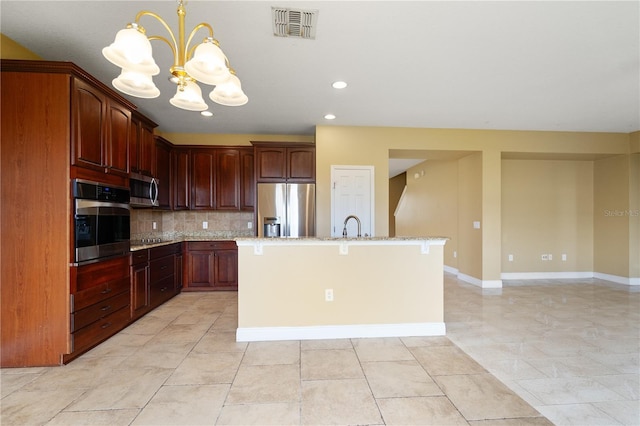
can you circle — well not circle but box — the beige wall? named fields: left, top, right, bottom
left=315, top=125, right=635, bottom=282
left=594, top=155, right=632, bottom=277
left=457, top=153, right=484, bottom=280
left=0, top=34, right=41, bottom=60
left=396, top=160, right=459, bottom=268
left=388, top=173, right=406, bottom=237
left=502, top=160, right=594, bottom=272
left=629, top=153, right=640, bottom=278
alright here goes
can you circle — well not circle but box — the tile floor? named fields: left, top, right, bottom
left=1, top=273, right=638, bottom=425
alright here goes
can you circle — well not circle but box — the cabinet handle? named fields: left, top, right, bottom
left=101, top=322, right=112, bottom=329
left=101, top=288, right=112, bottom=295
left=100, top=305, right=111, bottom=311
left=160, top=287, right=167, bottom=292
left=160, top=265, right=168, bottom=270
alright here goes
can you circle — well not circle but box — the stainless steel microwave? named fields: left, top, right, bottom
left=130, top=173, right=159, bottom=207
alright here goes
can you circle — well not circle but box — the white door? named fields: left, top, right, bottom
left=331, top=166, right=374, bottom=237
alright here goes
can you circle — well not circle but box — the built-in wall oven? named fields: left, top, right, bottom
left=73, top=179, right=130, bottom=265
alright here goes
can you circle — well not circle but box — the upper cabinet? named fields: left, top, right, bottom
left=130, top=111, right=157, bottom=178
left=155, top=136, right=172, bottom=210
left=71, top=77, right=133, bottom=179
left=253, top=142, right=315, bottom=182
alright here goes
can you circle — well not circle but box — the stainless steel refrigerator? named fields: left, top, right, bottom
left=257, top=183, right=315, bottom=237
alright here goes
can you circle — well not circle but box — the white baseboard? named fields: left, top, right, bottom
left=236, top=322, right=446, bottom=342
left=457, top=273, right=503, bottom=289
left=443, top=265, right=459, bottom=275
left=593, top=272, right=640, bottom=286
left=501, top=272, right=594, bottom=280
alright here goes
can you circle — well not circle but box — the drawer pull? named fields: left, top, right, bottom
left=160, top=265, right=168, bottom=270
left=100, top=305, right=111, bottom=311
left=160, top=287, right=167, bottom=292
left=101, top=322, right=112, bottom=329
left=100, top=288, right=112, bottom=295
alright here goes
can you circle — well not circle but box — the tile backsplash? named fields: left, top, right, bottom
left=131, top=209, right=255, bottom=241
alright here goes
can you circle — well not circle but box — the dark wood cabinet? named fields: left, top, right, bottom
left=155, top=137, right=172, bottom=209
left=172, top=148, right=191, bottom=210
left=130, top=111, right=157, bottom=177
left=254, top=143, right=315, bottom=182
left=216, top=149, right=241, bottom=210
left=191, top=149, right=216, bottom=210
left=71, top=77, right=132, bottom=178
left=240, top=148, right=255, bottom=211
left=68, top=255, right=131, bottom=361
left=184, top=241, right=238, bottom=291
left=130, top=243, right=181, bottom=320
left=1, top=60, right=136, bottom=367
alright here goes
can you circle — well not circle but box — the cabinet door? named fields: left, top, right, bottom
left=129, top=115, right=141, bottom=174
left=240, top=149, right=255, bottom=211
left=172, top=149, right=190, bottom=210
left=175, top=253, right=183, bottom=292
left=191, top=150, right=216, bottom=210
left=139, top=122, right=155, bottom=177
left=255, top=147, right=286, bottom=181
left=155, top=139, right=171, bottom=209
left=287, top=147, right=315, bottom=182
left=131, top=263, right=149, bottom=318
left=214, top=249, right=238, bottom=289
left=187, top=251, right=215, bottom=288
left=106, top=100, right=130, bottom=176
left=216, top=149, right=240, bottom=210
left=72, top=78, right=106, bottom=171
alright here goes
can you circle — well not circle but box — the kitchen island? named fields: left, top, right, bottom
left=235, top=237, right=448, bottom=342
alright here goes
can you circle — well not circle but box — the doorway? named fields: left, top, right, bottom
left=330, top=166, right=374, bottom=237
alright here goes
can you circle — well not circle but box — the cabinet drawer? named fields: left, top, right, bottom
left=75, top=256, right=129, bottom=292
left=150, top=255, right=174, bottom=282
left=72, top=276, right=129, bottom=312
left=72, top=306, right=130, bottom=353
left=150, top=276, right=174, bottom=305
left=131, top=250, right=149, bottom=265
left=150, top=243, right=180, bottom=260
left=71, top=290, right=130, bottom=332
left=188, top=241, right=236, bottom=251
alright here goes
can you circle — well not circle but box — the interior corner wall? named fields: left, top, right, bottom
left=0, top=34, right=41, bottom=60
left=457, top=153, right=483, bottom=280
left=388, top=173, right=406, bottom=237
left=594, top=155, right=631, bottom=277
left=395, top=160, right=458, bottom=269
left=628, top=152, right=639, bottom=278
left=501, top=159, right=594, bottom=273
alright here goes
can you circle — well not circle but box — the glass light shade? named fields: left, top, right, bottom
left=102, top=27, right=160, bottom=75
left=169, top=80, right=208, bottom=111
left=184, top=40, right=231, bottom=85
left=209, top=74, right=248, bottom=106
left=112, top=69, right=160, bottom=98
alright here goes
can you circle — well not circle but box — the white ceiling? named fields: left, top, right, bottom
left=1, top=1, right=639, bottom=137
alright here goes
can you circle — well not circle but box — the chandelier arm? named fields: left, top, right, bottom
left=146, top=35, right=177, bottom=63
left=185, top=23, right=215, bottom=62
left=134, top=10, right=180, bottom=66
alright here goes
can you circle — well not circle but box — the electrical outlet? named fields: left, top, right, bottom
left=541, top=254, right=548, bottom=261
left=325, top=289, right=334, bottom=302
left=562, top=254, right=567, bottom=261
left=453, top=251, right=457, bottom=258
left=152, top=221, right=157, bottom=230
left=202, top=221, right=208, bottom=229
left=247, top=221, right=253, bottom=229
left=548, top=254, right=553, bottom=260
left=473, top=221, right=481, bottom=229
left=508, top=254, right=513, bottom=262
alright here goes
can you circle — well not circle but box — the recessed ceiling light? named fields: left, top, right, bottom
left=324, top=114, right=336, bottom=120
left=332, top=81, right=347, bottom=89
left=201, top=111, right=213, bottom=117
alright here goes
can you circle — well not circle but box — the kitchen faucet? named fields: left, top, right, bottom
left=342, top=215, right=362, bottom=238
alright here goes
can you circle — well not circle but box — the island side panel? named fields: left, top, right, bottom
left=237, top=242, right=443, bottom=334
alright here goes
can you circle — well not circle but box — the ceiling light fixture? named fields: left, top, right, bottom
left=324, top=114, right=336, bottom=120
left=102, top=0, right=248, bottom=112
left=332, top=81, right=347, bottom=89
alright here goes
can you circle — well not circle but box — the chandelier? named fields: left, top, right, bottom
left=102, top=0, right=248, bottom=112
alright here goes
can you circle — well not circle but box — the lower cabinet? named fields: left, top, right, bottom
left=66, top=255, right=131, bottom=362
left=184, top=241, right=238, bottom=291
left=130, top=242, right=182, bottom=320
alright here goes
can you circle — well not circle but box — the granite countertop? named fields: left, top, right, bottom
left=130, top=232, right=253, bottom=251
left=235, top=236, right=449, bottom=245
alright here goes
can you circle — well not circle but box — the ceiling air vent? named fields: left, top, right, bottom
left=272, top=7, right=318, bottom=39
